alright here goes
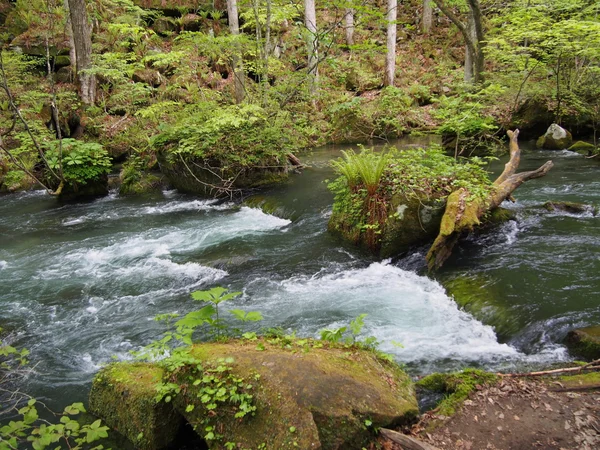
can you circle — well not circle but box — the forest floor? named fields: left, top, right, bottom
left=382, top=374, right=600, bottom=450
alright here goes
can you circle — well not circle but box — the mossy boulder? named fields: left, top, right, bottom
left=568, top=141, right=596, bottom=155
left=536, top=123, right=573, bottom=150
left=57, top=175, right=109, bottom=202
left=178, top=342, right=417, bottom=449
left=119, top=171, right=166, bottom=195
left=328, top=193, right=446, bottom=257
left=378, top=194, right=447, bottom=258
left=543, top=201, right=597, bottom=216
left=564, top=326, right=600, bottom=361
left=90, top=340, right=418, bottom=450
left=89, top=363, right=184, bottom=450
left=151, top=16, right=179, bottom=35
left=157, top=152, right=289, bottom=197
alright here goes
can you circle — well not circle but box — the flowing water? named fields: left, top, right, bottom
left=0, top=139, right=598, bottom=413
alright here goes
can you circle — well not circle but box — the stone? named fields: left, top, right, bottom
left=89, top=363, right=184, bottom=450
left=564, top=326, right=600, bottom=361
left=536, top=123, right=573, bottom=150
left=89, top=341, right=418, bottom=450
left=568, top=141, right=596, bottom=156
left=543, top=201, right=597, bottom=216
left=157, top=152, right=289, bottom=197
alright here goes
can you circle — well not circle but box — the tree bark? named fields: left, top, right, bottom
left=344, top=8, right=355, bottom=47
left=422, top=0, right=433, bottom=33
left=432, top=0, right=484, bottom=83
left=426, top=130, right=553, bottom=271
left=66, top=0, right=96, bottom=104
left=227, top=0, right=245, bottom=103
left=304, top=0, right=318, bottom=97
left=384, top=0, right=397, bottom=87
left=464, top=9, right=475, bottom=83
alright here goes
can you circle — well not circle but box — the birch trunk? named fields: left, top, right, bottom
left=227, top=0, right=245, bottom=103
left=384, top=0, right=397, bottom=87
left=304, top=0, right=319, bottom=96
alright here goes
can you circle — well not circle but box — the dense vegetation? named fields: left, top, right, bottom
left=0, top=0, right=598, bottom=196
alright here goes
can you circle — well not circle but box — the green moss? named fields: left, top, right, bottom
left=543, top=201, right=596, bottom=215
left=558, top=372, right=600, bottom=388
left=417, top=369, right=498, bottom=416
left=119, top=171, right=165, bottom=195
left=94, top=340, right=417, bottom=450
left=443, top=274, right=520, bottom=340
left=89, top=363, right=183, bottom=450
left=568, top=141, right=596, bottom=155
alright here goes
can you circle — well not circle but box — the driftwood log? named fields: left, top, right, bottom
left=426, top=129, right=553, bottom=271
left=380, top=428, right=441, bottom=450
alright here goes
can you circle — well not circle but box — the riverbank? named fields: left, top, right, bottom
left=406, top=372, right=600, bottom=450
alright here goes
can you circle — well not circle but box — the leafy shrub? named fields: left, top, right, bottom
left=152, top=101, right=305, bottom=168
left=45, top=139, right=112, bottom=184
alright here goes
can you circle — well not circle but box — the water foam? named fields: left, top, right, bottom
left=0, top=260, right=7, bottom=270
left=250, top=261, right=519, bottom=369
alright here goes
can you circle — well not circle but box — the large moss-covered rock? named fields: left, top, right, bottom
left=89, top=363, right=183, bottom=450
left=90, top=341, right=418, bottom=450
left=157, top=152, right=289, bottom=197
left=536, top=123, right=573, bottom=150
left=379, top=194, right=446, bottom=258
left=178, top=341, right=418, bottom=450
left=329, top=193, right=446, bottom=257
left=564, top=326, right=600, bottom=361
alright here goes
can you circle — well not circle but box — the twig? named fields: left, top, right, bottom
left=498, top=359, right=600, bottom=378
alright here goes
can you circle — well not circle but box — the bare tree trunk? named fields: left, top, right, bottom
left=384, top=0, right=397, bottom=87
left=422, top=0, right=433, bottom=33
left=304, top=0, right=318, bottom=97
left=463, top=9, right=475, bottom=83
left=63, top=0, right=76, bottom=83
left=66, top=0, right=96, bottom=104
left=432, top=0, right=485, bottom=83
left=426, top=130, right=553, bottom=271
left=227, top=0, right=245, bottom=103
left=344, top=8, right=355, bottom=47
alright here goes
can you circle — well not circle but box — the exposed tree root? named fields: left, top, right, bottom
left=426, top=129, right=553, bottom=271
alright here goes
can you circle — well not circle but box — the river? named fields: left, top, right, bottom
left=0, top=139, right=598, bottom=414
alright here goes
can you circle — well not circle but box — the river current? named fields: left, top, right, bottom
left=0, top=141, right=598, bottom=412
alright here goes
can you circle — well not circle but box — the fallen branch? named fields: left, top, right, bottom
left=498, top=359, right=600, bottom=378
left=426, top=129, right=553, bottom=271
left=380, top=428, right=441, bottom=450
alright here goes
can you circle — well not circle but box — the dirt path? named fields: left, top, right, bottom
left=405, top=377, right=599, bottom=450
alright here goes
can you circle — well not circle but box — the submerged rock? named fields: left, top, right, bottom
left=536, top=124, right=573, bottom=150
left=564, top=326, right=600, bottom=361
left=568, top=141, right=597, bottom=156
left=543, top=201, right=597, bottom=216
left=90, top=341, right=418, bottom=449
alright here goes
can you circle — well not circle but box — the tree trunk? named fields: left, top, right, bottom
left=227, top=0, right=245, bottom=103
left=304, top=0, right=318, bottom=96
left=66, top=0, right=96, bottom=105
left=463, top=10, right=475, bottom=83
left=345, top=8, right=355, bottom=47
left=432, top=0, right=485, bottom=83
left=426, top=130, right=553, bottom=271
left=384, top=0, right=397, bottom=87
left=422, top=0, right=433, bottom=33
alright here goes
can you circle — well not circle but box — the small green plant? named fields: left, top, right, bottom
left=45, top=139, right=112, bottom=185
left=1, top=329, right=109, bottom=449
left=319, top=314, right=379, bottom=349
